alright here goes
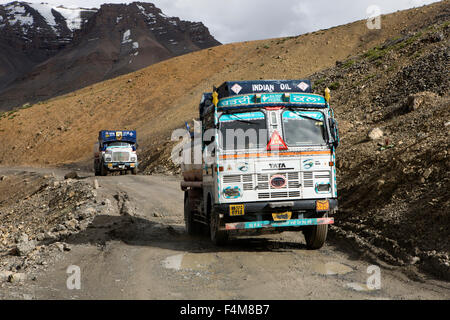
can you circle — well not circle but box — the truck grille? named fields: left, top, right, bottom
left=222, top=174, right=254, bottom=191
left=303, top=172, right=314, bottom=188
left=112, top=152, right=130, bottom=162
left=258, top=191, right=300, bottom=200
left=222, top=171, right=331, bottom=200
left=257, top=172, right=301, bottom=199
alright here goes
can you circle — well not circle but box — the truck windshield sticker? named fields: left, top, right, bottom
left=220, top=111, right=265, bottom=122
left=217, top=93, right=326, bottom=108
left=282, top=111, right=324, bottom=121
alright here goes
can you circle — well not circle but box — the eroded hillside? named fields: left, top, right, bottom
left=309, top=19, right=449, bottom=279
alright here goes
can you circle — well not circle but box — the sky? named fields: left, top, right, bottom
left=0, top=0, right=443, bottom=43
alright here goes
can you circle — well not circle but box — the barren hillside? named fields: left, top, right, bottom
left=309, top=18, right=449, bottom=279
left=0, top=1, right=448, bottom=168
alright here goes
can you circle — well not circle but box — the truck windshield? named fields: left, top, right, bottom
left=282, top=110, right=327, bottom=146
left=219, top=111, right=268, bottom=150
left=106, top=142, right=131, bottom=147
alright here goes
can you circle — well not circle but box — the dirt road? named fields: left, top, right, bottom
left=1, top=169, right=449, bottom=300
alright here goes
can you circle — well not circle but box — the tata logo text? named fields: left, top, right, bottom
left=269, top=163, right=286, bottom=170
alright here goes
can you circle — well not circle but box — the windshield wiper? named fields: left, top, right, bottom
left=285, top=108, right=324, bottom=122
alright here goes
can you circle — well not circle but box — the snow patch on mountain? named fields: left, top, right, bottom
left=122, top=29, right=132, bottom=44
left=28, top=2, right=57, bottom=30
left=0, top=2, right=97, bottom=34
left=3, top=3, right=34, bottom=27
left=55, top=6, right=96, bottom=31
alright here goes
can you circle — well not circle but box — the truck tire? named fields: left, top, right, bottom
left=303, top=216, right=328, bottom=250
left=94, top=165, right=100, bottom=176
left=100, top=162, right=108, bottom=176
left=184, top=191, right=201, bottom=235
left=132, top=168, right=138, bottom=175
left=209, top=202, right=228, bottom=246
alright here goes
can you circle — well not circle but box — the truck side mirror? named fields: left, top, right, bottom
left=329, top=118, right=340, bottom=149
left=204, top=135, right=215, bottom=146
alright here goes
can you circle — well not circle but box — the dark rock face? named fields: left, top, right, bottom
left=0, top=1, right=220, bottom=110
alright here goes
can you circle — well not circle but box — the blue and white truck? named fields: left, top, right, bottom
left=181, top=80, right=339, bottom=248
left=94, top=130, right=138, bottom=176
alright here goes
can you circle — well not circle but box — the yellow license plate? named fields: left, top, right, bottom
left=272, top=212, right=292, bottom=221
left=230, top=204, right=245, bottom=216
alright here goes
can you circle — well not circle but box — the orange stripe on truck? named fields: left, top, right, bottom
left=219, top=150, right=332, bottom=160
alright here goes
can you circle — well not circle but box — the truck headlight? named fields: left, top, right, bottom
left=105, top=156, right=112, bottom=162
left=223, top=186, right=242, bottom=199
left=316, top=183, right=331, bottom=193
left=130, top=156, right=136, bottom=162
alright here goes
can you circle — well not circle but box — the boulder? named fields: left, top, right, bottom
left=64, top=171, right=79, bottom=180
left=15, top=233, right=36, bottom=256
left=368, top=128, right=383, bottom=140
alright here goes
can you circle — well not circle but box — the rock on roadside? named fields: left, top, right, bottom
left=368, top=127, right=383, bottom=140
left=14, top=233, right=36, bottom=257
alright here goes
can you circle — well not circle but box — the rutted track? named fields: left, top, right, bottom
left=1, top=168, right=448, bottom=300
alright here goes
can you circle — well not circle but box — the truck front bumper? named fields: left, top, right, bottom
left=214, top=199, right=338, bottom=216
left=225, top=217, right=334, bottom=230
left=104, top=162, right=137, bottom=170
left=215, top=199, right=337, bottom=232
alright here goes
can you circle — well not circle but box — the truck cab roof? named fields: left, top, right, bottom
left=98, top=130, right=137, bottom=144
left=217, top=80, right=312, bottom=99
left=200, top=80, right=327, bottom=118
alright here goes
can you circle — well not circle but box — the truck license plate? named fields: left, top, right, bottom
left=272, top=212, right=292, bottom=221
left=230, top=204, right=245, bottom=216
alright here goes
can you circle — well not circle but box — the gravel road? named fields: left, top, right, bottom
left=1, top=168, right=449, bottom=300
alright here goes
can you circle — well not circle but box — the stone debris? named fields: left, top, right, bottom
left=8, top=273, right=27, bottom=283
left=368, top=128, right=383, bottom=140
left=14, top=233, right=36, bottom=257
left=0, top=171, right=104, bottom=285
left=64, top=171, right=79, bottom=180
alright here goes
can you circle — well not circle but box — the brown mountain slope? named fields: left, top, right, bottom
left=308, top=20, right=449, bottom=279
left=0, top=0, right=448, bottom=168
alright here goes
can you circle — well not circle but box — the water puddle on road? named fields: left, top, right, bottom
left=312, top=262, right=354, bottom=275
left=162, top=254, right=184, bottom=270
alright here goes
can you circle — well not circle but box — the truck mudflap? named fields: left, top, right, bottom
left=224, top=217, right=334, bottom=230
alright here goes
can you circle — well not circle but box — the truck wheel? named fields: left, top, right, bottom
left=209, top=205, right=228, bottom=246
left=184, top=192, right=201, bottom=235
left=303, top=216, right=328, bottom=250
left=94, top=162, right=99, bottom=176
left=132, top=168, right=138, bottom=175
left=100, top=162, right=108, bottom=176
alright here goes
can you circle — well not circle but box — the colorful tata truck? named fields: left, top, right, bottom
left=181, top=80, right=340, bottom=248
left=94, top=130, right=138, bottom=176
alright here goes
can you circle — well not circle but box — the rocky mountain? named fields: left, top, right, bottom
left=0, top=1, right=220, bottom=110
